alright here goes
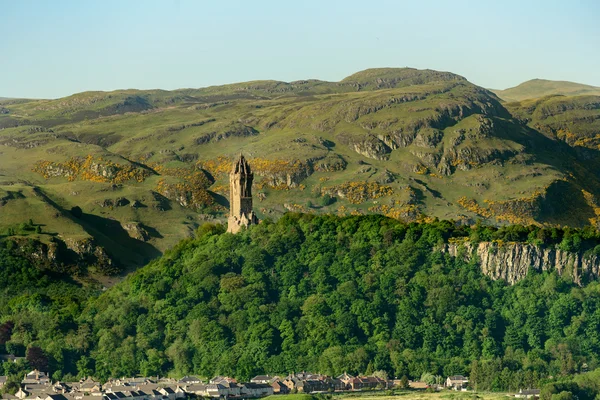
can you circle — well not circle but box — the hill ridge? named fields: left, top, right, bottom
left=492, top=78, right=600, bottom=102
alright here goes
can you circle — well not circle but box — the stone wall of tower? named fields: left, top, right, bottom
left=227, top=155, right=259, bottom=234
left=229, top=173, right=253, bottom=217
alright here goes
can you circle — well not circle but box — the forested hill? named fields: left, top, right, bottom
left=5, top=214, right=600, bottom=391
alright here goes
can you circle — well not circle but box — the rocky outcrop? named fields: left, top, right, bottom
left=15, top=238, right=61, bottom=266
left=155, top=183, right=213, bottom=211
left=97, top=197, right=130, bottom=208
left=122, top=222, right=150, bottom=241
left=340, top=133, right=391, bottom=160
left=259, top=162, right=313, bottom=188
left=195, top=124, right=258, bottom=145
left=442, top=242, right=600, bottom=285
left=308, top=154, right=347, bottom=172
left=150, top=191, right=171, bottom=211
left=63, top=237, right=116, bottom=274
left=376, top=169, right=396, bottom=184
left=0, top=190, right=25, bottom=206
left=10, top=236, right=117, bottom=275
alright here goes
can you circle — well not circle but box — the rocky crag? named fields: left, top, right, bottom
left=443, top=242, right=600, bottom=285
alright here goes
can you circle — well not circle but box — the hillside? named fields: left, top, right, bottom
left=492, top=79, right=600, bottom=102
left=505, top=94, right=600, bottom=150
left=5, top=214, right=600, bottom=389
left=2, top=68, right=600, bottom=272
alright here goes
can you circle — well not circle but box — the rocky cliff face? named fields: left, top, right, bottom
left=443, top=242, right=600, bottom=285
left=11, top=236, right=116, bottom=275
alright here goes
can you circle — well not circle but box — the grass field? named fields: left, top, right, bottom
left=265, top=391, right=514, bottom=400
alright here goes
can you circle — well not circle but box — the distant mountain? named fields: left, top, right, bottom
left=492, top=79, right=600, bottom=102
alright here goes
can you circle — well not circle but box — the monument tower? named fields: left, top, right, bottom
left=227, top=154, right=259, bottom=233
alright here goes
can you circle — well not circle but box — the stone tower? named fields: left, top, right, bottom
left=227, top=154, right=259, bottom=233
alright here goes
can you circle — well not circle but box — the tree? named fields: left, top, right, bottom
left=26, top=346, right=49, bottom=372
left=320, top=194, right=334, bottom=206
left=70, top=206, right=83, bottom=218
left=2, top=378, right=20, bottom=395
left=400, top=375, right=410, bottom=389
left=421, top=372, right=435, bottom=385
left=373, top=370, right=389, bottom=381
left=0, top=322, right=14, bottom=345
left=551, top=392, right=574, bottom=400
left=76, top=356, right=94, bottom=379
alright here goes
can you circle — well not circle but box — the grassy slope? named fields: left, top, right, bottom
left=492, top=79, right=600, bottom=102
left=505, top=95, right=600, bottom=148
left=266, top=394, right=513, bottom=400
left=1, top=68, right=600, bottom=271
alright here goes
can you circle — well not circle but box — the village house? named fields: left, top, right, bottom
left=205, top=384, right=229, bottom=398
left=335, top=373, right=387, bottom=391
left=45, top=394, right=70, bottom=400
left=331, top=379, right=346, bottom=392
left=250, top=376, right=273, bottom=384
left=74, top=378, right=102, bottom=394
left=270, top=380, right=289, bottom=394
left=51, top=382, right=70, bottom=394
left=158, top=387, right=185, bottom=400
left=336, top=373, right=354, bottom=386
left=177, top=377, right=201, bottom=385
left=0, top=355, right=26, bottom=364
left=22, top=370, right=51, bottom=386
left=515, top=389, right=541, bottom=399
left=240, top=383, right=274, bottom=398
left=349, top=376, right=386, bottom=390
left=408, top=381, right=429, bottom=390
left=224, top=382, right=241, bottom=397
left=152, top=390, right=168, bottom=399
left=1, top=369, right=404, bottom=400
left=181, top=384, right=207, bottom=397
left=104, top=387, right=138, bottom=395
left=209, top=377, right=236, bottom=385
left=72, top=395, right=99, bottom=400
left=445, top=375, right=469, bottom=390
left=15, top=388, right=29, bottom=400
left=104, top=392, right=128, bottom=400
left=282, top=373, right=332, bottom=393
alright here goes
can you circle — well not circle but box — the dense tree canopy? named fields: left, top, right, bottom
left=3, top=214, right=600, bottom=389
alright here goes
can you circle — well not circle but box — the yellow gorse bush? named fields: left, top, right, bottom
left=33, top=155, right=151, bottom=184
left=323, top=181, right=393, bottom=204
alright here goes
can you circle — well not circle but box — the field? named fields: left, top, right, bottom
left=265, top=391, right=514, bottom=400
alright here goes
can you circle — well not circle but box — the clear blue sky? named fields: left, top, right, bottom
left=1, top=0, right=599, bottom=99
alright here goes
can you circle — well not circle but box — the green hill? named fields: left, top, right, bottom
left=506, top=94, right=600, bottom=150
left=5, top=214, right=600, bottom=390
left=2, top=68, right=600, bottom=273
left=492, top=79, right=600, bottom=102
